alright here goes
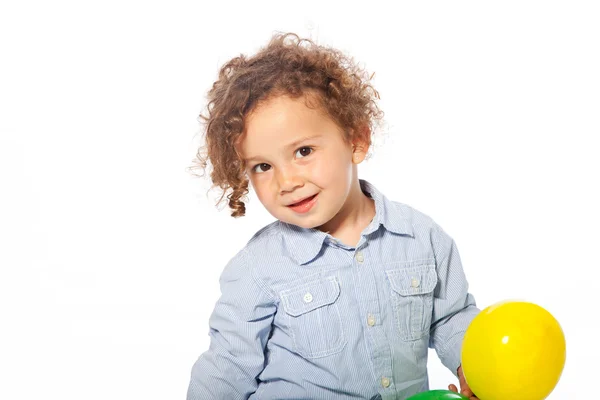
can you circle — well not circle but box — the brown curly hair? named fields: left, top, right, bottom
left=189, top=32, right=384, bottom=217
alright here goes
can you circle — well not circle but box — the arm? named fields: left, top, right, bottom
left=428, top=225, right=480, bottom=377
left=187, top=249, right=276, bottom=400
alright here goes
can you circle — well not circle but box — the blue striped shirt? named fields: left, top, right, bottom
left=187, top=180, right=480, bottom=400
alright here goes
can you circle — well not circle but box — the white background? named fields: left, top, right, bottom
left=1, top=1, right=598, bottom=399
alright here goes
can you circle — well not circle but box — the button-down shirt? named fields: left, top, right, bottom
left=187, top=180, right=480, bottom=400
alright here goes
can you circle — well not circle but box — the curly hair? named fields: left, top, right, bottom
left=189, top=32, right=384, bottom=217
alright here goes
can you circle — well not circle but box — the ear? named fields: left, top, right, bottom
left=351, top=125, right=371, bottom=164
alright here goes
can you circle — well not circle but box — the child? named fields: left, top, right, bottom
left=187, top=32, right=480, bottom=400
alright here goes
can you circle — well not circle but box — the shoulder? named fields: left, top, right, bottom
left=227, top=220, right=287, bottom=270
left=219, top=222, right=279, bottom=271
left=385, top=198, right=456, bottom=249
left=387, top=199, right=443, bottom=233
left=245, top=219, right=283, bottom=251
left=218, top=222, right=282, bottom=296
left=385, top=200, right=458, bottom=266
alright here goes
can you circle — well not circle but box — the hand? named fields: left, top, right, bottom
left=448, top=365, right=479, bottom=400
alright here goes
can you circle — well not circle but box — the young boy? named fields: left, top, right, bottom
left=187, top=32, right=480, bottom=400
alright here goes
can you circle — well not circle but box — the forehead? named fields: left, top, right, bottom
left=240, top=94, right=343, bottom=155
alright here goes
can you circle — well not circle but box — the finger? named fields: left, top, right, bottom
left=448, top=384, right=458, bottom=393
left=458, top=380, right=473, bottom=396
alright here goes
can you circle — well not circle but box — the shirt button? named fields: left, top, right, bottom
left=355, top=251, right=364, bottom=263
left=411, top=278, right=420, bottom=288
left=381, top=376, right=391, bottom=388
left=367, top=314, right=376, bottom=326
left=303, top=292, right=313, bottom=303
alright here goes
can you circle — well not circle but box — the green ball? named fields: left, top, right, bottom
left=406, top=389, right=470, bottom=400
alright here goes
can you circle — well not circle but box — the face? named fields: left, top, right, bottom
left=239, top=94, right=367, bottom=231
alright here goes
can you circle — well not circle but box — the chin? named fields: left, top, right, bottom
left=284, top=219, right=315, bottom=229
left=277, top=214, right=321, bottom=229
left=293, top=215, right=335, bottom=231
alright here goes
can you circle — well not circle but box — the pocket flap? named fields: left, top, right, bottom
left=280, top=276, right=340, bottom=317
left=386, top=265, right=437, bottom=296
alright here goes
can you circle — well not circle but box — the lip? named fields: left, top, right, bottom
left=286, top=194, right=317, bottom=207
left=286, top=193, right=318, bottom=214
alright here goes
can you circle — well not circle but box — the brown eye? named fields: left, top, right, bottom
left=295, top=147, right=313, bottom=158
left=253, top=163, right=271, bottom=173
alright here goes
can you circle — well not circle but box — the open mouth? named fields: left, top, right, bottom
left=287, top=194, right=318, bottom=214
left=289, top=194, right=317, bottom=207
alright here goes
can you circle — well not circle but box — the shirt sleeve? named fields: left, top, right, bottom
left=187, top=249, right=277, bottom=400
left=428, top=225, right=480, bottom=377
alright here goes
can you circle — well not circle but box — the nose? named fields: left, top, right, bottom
left=276, top=164, right=304, bottom=194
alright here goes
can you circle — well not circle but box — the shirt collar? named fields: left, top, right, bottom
left=359, top=179, right=414, bottom=237
left=279, top=222, right=329, bottom=265
left=279, top=179, right=414, bottom=265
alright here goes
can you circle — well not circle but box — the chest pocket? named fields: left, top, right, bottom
left=386, top=264, right=437, bottom=341
left=279, top=276, right=346, bottom=358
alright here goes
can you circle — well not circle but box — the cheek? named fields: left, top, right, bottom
left=310, top=152, right=352, bottom=181
left=251, top=177, right=274, bottom=203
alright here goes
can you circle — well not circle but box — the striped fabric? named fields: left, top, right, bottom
left=187, top=180, right=480, bottom=400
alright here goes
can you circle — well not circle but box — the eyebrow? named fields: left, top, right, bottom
left=284, top=134, right=323, bottom=150
left=243, top=134, right=323, bottom=163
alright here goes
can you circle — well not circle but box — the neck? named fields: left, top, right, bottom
left=317, top=179, right=375, bottom=246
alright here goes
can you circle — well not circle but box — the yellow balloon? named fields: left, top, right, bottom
left=461, top=300, right=566, bottom=400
